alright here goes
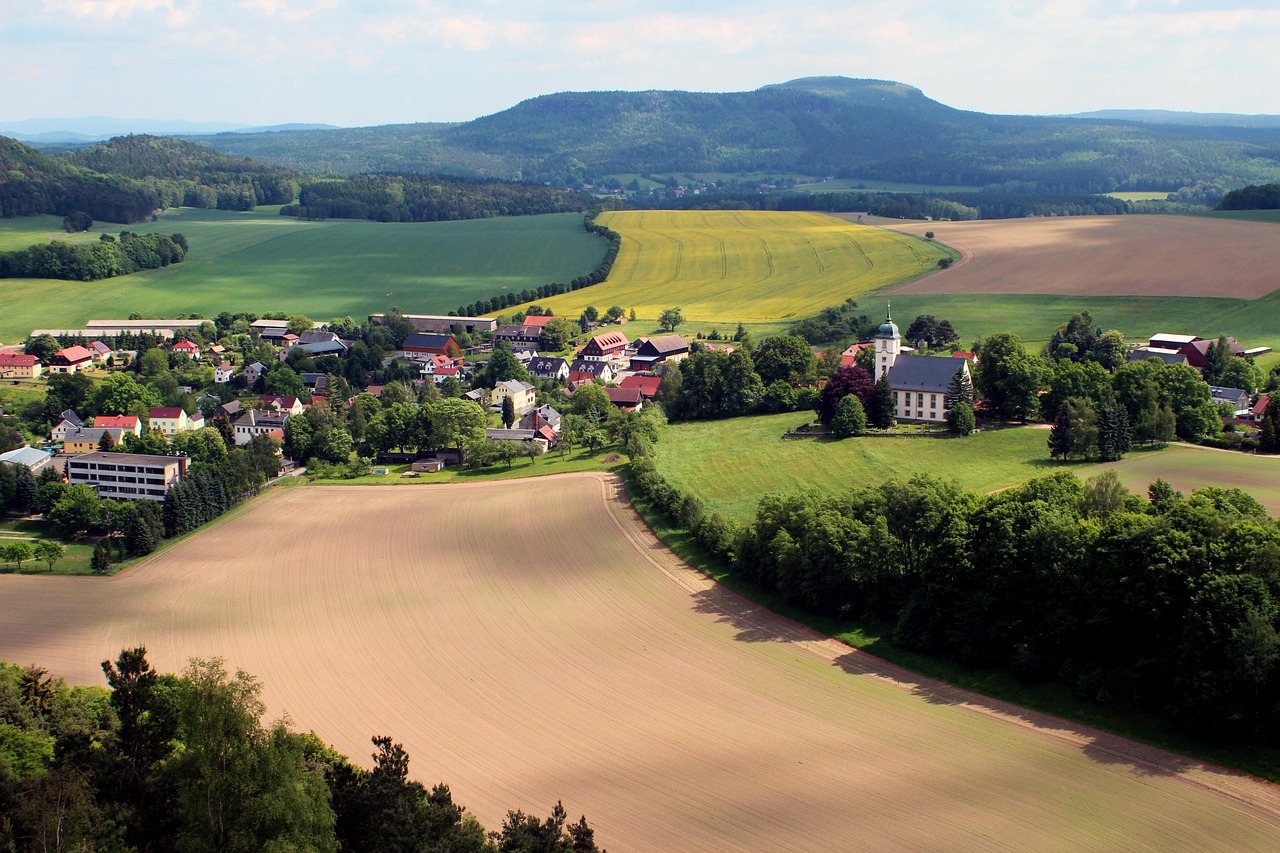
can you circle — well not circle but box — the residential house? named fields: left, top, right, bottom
left=62, top=427, right=127, bottom=455
left=258, top=395, right=306, bottom=417
left=513, top=349, right=538, bottom=365
left=92, top=415, right=143, bottom=437
left=0, top=352, right=42, bottom=379
left=493, top=324, right=544, bottom=349
left=517, top=404, right=562, bottom=433
left=418, top=354, right=462, bottom=377
left=242, top=362, right=267, bottom=385
left=50, top=410, right=83, bottom=441
left=215, top=400, right=242, bottom=421
left=874, top=306, right=971, bottom=424
left=0, top=446, right=54, bottom=473
left=521, top=314, right=553, bottom=328
left=604, top=386, right=643, bottom=411
left=839, top=342, right=873, bottom=369
left=170, top=339, right=200, bottom=359
left=528, top=357, right=569, bottom=382
left=490, top=380, right=536, bottom=415
left=568, top=359, right=616, bottom=384
left=214, top=364, right=236, bottom=384
left=88, top=340, right=113, bottom=363
left=402, top=333, right=460, bottom=359
left=66, top=451, right=186, bottom=502
left=1210, top=386, right=1251, bottom=417
left=1127, top=346, right=1188, bottom=366
left=430, top=366, right=461, bottom=385
left=629, top=335, right=688, bottom=370
left=48, top=345, right=94, bottom=374
left=619, top=373, right=662, bottom=400
left=148, top=407, right=193, bottom=437
left=233, top=409, right=292, bottom=445
left=579, top=331, right=629, bottom=361
left=1250, top=395, right=1271, bottom=421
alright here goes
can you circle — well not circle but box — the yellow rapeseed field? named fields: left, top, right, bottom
left=522, top=209, right=952, bottom=323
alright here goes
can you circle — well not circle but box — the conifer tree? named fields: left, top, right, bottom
left=944, top=366, right=975, bottom=411
left=1048, top=402, right=1071, bottom=459
left=869, top=375, right=896, bottom=429
left=1096, top=402, right=1132, bottom=462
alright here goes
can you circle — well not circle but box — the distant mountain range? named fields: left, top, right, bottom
left=0, top=116, right=339, bottom=144
left=7, top=79, right=1280, bottom=196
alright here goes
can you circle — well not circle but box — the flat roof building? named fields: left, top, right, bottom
left=66, top=451, right=187, bottom=502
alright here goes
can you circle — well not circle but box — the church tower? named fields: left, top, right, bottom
left=873, top=303, right=900, bottom=381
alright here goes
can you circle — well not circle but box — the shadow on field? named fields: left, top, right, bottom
left=690, top=587, right=802, bottom=644
left=827, top=649, right=1200, bottom=779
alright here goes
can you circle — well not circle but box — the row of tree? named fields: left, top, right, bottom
left=626, top=418, right=1280, bottom=743
left=0, top=231, right=187, bottom=281
left=0, top=649, right=601, bottom=851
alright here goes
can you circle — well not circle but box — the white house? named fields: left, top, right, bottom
left=214, top=364, right=236, bottom=384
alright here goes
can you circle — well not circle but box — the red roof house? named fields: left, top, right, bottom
left=171, top=339, right=199, bottom=356
left=1252, top=395, right=1272, bottom=420
left=49, top=345, right=93, bottom=373
left=522, top=314, right=553, bottom=328
left=580, top=331, right=629, bottom=361
left=604, top=386, right=643, bottom=411
left=619, top=374, right=662, bottom=399
left=92, top=415, right=142, bottom=435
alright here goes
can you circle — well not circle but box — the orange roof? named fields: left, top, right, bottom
left=522, top=314, right=553, bottom=327
left=93, top=415, right=140, bottom=429
left=0, top=352, right=38, bottom=366
left=619, top=374, right=662, bottom=398
left=55, top=345, right=93, bottom=362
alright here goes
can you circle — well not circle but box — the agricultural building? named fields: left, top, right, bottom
left=1127, top=347, right=1188, bottom=366
left=402, top=333, right=461, bottom=358
left=0, top=352, right=42, bottom=379
left=1149, top=333, right=1200, bottom=350
left=66, top=451, right=186, bottom=501
left=874, top=306, right=970, bottom=424
left=522, top=314, right=553, bottom=328
left=1180, top=337, right=1245, bottom=370
left=484, top=428, right=550, bottom=452
left=48, top=346, right=93, bottom=374
left=369, top=313, right=496, bottom=335
left=604, top=386, right=644, bottom=411
left=630, top=335, right=688, bottom=370
left=580, top=331, right=629, bottom=361
left=0, top=445, right=54, bottom=473
left=92, top=415, right=143, bottom=437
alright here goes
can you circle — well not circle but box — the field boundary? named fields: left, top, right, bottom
left=589, top=471, right=1280, bottom=815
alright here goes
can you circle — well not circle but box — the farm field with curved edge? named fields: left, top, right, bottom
left=0, top=208, right=606, bottom=343
left=875, top=214, right=1280, bottom=299
left=516, top=209, right=952, bottom=324
left=4, top=476, right=1280, bottom=851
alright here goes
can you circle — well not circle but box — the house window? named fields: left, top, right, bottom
left=930, top=394, right=937, bottom=408
left=917, top=410, right=924, bottom=418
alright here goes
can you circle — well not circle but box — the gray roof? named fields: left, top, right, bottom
left=57, top=409, right=83, bottom=428
left=0, top=446, right=53, bottom=468
left=887, top=354, right=963, bottom=394
left=485, top=428, right=537, bottom=441
left=1210, top=386, right=1250, bottom=404
left=63, top=427, right=125, bottom=444
left=529, top=357, right=568, bottom=375
left=68, top=450, right=181, bottom=467
left=296, top=340, right=348, bottom=355
left=1128, top=347, right=1187, bottom=366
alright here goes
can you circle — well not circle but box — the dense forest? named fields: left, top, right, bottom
left=1216, top=183, right=1280, bottom=210
left=0, top=231, right=187, bottom=281
left=0, top=649, right=602, bottom=852
left=652, top=189, right=1130, bottom=219
left=184, top=77, right=1280, bottom=193
left=283, top=173, right=594, bottom=222
left=0, top=136, right=159, bottom=222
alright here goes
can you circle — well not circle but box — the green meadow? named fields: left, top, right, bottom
left=0, top=208, right=606, bottom=342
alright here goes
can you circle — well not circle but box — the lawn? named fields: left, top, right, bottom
left=305, top=447, right=627, bottom=486
left=515, top=210, right=954, bottom=326
left=0, top=518, right=96, bottom=575
left=0, top=208, right=607, bottom=342
left=654, top=414, right=1066, bottom=521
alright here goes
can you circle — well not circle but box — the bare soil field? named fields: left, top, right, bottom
left=4, top=476, right=1280, bottom=850
left=859, top=214, right=1280, bottom=299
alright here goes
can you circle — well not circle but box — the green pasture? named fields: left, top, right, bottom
left=1104, top=191, right=1172, bottom=202
left=306, top=447, right=627, bottom=487
left=1081, top=446, right=1280, bottom=515
left=0, top=208, right=607, bottom=343
left=0, top=518, right=96, bottom=576
left=1196, top=209, right=1280, bottom=224
left=654, top=415, right=1065, bottom=521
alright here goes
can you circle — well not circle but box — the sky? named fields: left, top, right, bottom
left=1, top=0, right=1277, bottom=126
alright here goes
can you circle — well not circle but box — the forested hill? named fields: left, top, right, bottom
left=0, top=135, right=159, bottom=222
left=186, top=76, right=1280, bottom=193
left=66, top=134, right=299, bottom=209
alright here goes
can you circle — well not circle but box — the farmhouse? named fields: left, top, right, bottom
left=619, top=373, right=662, bottom=400
left=66, top=450, right=186, bottom=502
left=494, top=324, right=544, bottom=349
left=0, top=352, right=42, bottom=379
left=580, top=331, right=629, bottom=361
left=874, top=306, right=969, bottom=424
left=48, top=346, right=93, bottom=374
left=630, top=335, right=688, bottom=370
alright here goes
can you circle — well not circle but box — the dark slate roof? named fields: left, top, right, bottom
left=887, top=354, right=962, bottom=394
left=1209, top=386, right=1249, bottom=405
left=636, top=335, right=688, bottom=358
left=58, top=409, right=83, bottom=428
left=528, top=357, right=568, bottom=375
left=297, top=330, right=338, bottom=345
left=569, top=359, right=610, bottom=376
left=403, top=333, right=454, bottom=350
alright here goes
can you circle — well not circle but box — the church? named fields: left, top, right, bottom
left=874, top=306, right=972, bottom=424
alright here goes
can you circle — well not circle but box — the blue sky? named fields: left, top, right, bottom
left=2, top=0, right=1276, bottom=125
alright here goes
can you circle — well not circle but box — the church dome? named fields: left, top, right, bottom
left=875, top=305, right=899, bottom=339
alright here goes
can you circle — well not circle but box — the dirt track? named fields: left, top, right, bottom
left=864, top=215, right=1280, bottom=298
left=4, top=475, right=1280, bottom=851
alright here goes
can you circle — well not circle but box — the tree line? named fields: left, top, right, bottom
left=0, top=136, right=160, bottom=223
left=626, top=417, right=1280, bottom=745
left=0, top=231, right=187, bottom=281
left=0, top=649, right=602, bottom=851
left=1216, top=183, right=1280, bottom=211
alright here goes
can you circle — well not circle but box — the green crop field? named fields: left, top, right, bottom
left=0, top=208, right=606, bottom=342
left=654, top=414, right=1067, bottom=521
left=1081, top=446, right=1280, bottom=515
left=518, top=210, right=953, bottom=326
left=1104, top=191, right=1172, bottom=201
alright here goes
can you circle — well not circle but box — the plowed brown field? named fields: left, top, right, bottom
left=4, top=476, right=1280, bottom=851
left=866, top=214, right=1280, bottom=298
